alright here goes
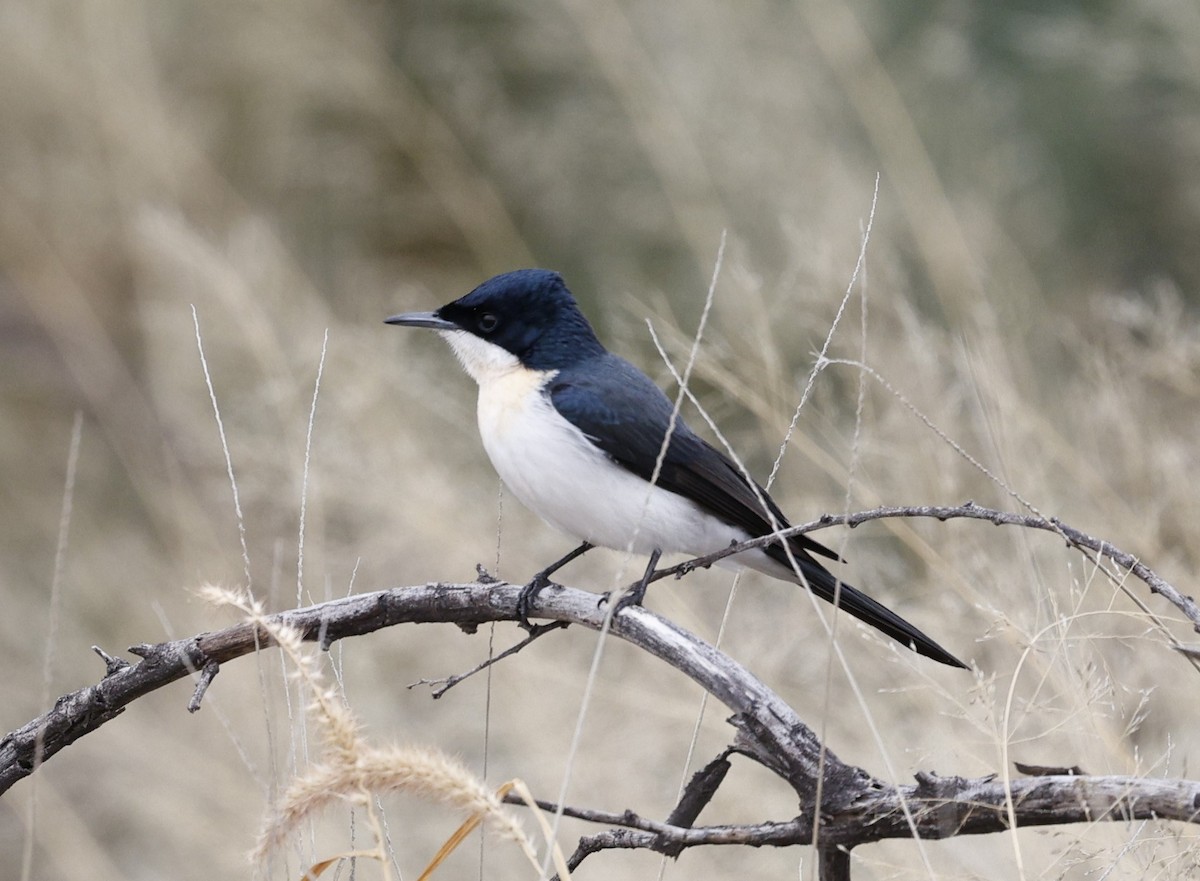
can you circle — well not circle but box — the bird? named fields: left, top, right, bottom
left=386, top=269, right=965, bottom=668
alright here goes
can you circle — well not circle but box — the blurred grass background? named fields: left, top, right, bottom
left=2, top=0, right=1199, bottom=878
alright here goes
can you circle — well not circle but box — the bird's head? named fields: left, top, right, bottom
left=386, top=269, right=605, bottom=381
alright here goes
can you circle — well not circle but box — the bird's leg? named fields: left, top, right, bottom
left=517, top=541, right=594, bottom=630
left=613, top=547, right=663, bottom=614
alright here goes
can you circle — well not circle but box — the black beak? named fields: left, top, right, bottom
left=384, top=311, right=458, bottom=331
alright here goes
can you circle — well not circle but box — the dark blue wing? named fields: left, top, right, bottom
left=548, top=353, right=965, bottom=669
left=548, top=354, right=838, bottom=562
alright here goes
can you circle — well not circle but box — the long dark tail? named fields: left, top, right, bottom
left=766, top=545, right=967, bottom=669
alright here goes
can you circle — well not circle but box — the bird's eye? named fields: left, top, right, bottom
left=477, top=312, right=499, bottom=333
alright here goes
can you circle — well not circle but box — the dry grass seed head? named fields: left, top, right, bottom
left=199, top=587, right=536, bottom=870
left=254, top=744, right=532, bottom=864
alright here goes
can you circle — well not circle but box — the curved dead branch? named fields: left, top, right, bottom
left=4, top=502, right=1198, bottom=879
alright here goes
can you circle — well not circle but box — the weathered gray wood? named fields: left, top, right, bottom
left=3, top=544, right=1198, bottom=877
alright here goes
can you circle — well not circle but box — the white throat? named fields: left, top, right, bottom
left=438, top=329, right=521, bottom=384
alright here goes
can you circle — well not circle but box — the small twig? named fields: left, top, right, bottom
left=408, top=621, right=568, bottom=699
left=502, top=792, right=676, bottom=833
left=186, top=660, right=221, bottom=713
left=502, top=784, right=805, bottom=852
left=665, top=751, right=733, bottom=828
left=1015, top=762, right=1085, bottom=777
left=652, top=502, right=1200, bottom=631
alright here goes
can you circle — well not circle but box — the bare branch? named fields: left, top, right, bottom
left=653, top=502, right=1200, bottom=631
left=0, top=580, right=857, bottom=802
left=524, top=770, right=1200, bottom=872
left=4, top=515, right=1199, bottom=871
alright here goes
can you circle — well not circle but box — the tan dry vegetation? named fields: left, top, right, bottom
left=2, top=1, right=1199, bottom=879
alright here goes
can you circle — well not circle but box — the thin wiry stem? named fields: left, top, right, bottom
left=297, top=328, right=329, bottom=607
left=544, top=233, right=728, bottom=880
left=192, top=305, right=253, bottom=587
left=651, top=503, right=1200, bottom=636
left=22, top=411, right=84, bottom=881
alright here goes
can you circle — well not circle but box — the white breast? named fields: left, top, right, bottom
left=438, top=329, right=786, bottom=574
left=485, top=388, right=743, bottom=556
left=438, top=330, right=744, bottom=557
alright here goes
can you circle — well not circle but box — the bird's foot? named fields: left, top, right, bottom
left=600, top=548, right=662, bottom=618
left=517, top=542, right=594, bottom=631
left=516, top=574, right=551, bottom=632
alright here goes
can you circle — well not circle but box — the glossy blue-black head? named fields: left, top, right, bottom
left=386, top=269, right=606, bottom=371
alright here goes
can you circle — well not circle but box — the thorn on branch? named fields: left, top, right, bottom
left=913, top=769, right=974, bottom=796
left=912, top=770, right=938, bottom=793
left=92, top=645, right=130, bottom=677
left=911, top=770, right=980, bottom=838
